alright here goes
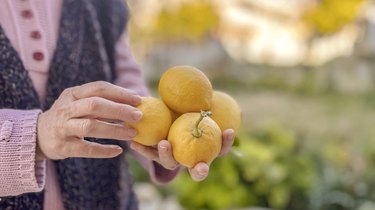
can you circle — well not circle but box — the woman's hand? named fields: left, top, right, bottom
left=130, top=129, right=235, bottom=181
left=37, top=81, right=143, bottom=160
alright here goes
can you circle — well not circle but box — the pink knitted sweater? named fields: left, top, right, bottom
left=0, top=1, right=178, bottom=209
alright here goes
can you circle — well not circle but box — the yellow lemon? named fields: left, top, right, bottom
left=126, top=97, right=172, bottom=146
left=158, top=65, right=213, bottom=114
left=210, top=91, right=241, bottom=131
left=168, top=111, right=222, bottom=168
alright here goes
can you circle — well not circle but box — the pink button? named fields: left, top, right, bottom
left=30, top=31, right=41, bottom=39
left=33, top=52, right=44, bottom=61
left=21, top=10, right=33, bottom=19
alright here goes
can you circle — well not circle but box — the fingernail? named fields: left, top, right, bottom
left=132, top=95, right=142, bottom=104
left=159, top=145, right=167, bottom=150
left=198, top=169, right=207, bottom=176
left=132, top=110, right=143, bottom=121
left=128, top=128, right=138, bottom=137
left=111, top=146, right=123, bottom=154
left=227, top=130, right=235, bottom=141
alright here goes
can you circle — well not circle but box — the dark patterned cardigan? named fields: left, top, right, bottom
left=0, top=0, right=138, bottom=209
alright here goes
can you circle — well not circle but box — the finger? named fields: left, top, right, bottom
left=67, top=119, right=138, bottom=140
left=158, top=140, right=179, bottom=170
left=65, top=81, right=141, bottom=105
left=219, top=129, right=235, bottom=157
left=68, top=97, right=142, bottom=122
left=130, top=141, right=159, bottom=161
left=188, top=162, right=209, bottom=182
left=64, top=139, right=123, bottom=158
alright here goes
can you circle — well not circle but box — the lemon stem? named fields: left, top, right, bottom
left=192, top=111, right=212, bottom=138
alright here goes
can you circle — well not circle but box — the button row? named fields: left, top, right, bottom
left=20, top=9, right=44, bottom=61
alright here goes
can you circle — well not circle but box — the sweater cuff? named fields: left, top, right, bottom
left=0, top=109, right=46, bottom=196
left=149, top=161, right=181, bottom=185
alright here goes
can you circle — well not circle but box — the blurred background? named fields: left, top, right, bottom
left=125, top=0, right=375, bottom=209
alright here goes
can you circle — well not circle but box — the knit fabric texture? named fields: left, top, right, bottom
left=0, top=109, right=45, bottom=196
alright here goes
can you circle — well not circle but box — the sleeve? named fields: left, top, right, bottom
left=0, top=109, right=46, bottom=196
left=114, top=31, right=150, bottom=96
left=149, top=161, right=181, bottom=184
left=114, top=32, right=180, bottom=184
left=129, top=148, right=181, bottom=185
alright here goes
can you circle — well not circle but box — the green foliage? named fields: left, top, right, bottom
left=309, top=133, right=375, bottom=210
left=172, top=124, right=316, bottom=210
left=155, top=0, right=219, bottom=42
left=303, top=0, right=365, bottom=35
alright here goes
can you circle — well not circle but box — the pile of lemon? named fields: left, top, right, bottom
left=126, top=66, right=241, bottom=168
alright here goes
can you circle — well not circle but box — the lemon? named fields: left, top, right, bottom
left=126, top=97, right=172, bottom=146
left=168, top=111, right=222, bottom=168
left=159, top=65, right=213, bottom=114
left=210, top=91, right=241, bottom=131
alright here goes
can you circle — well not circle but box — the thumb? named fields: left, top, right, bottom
left=188, top=162, right=209, bottom=182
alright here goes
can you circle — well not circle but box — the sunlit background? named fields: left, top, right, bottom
left=125, top=0, right=375, bottom=209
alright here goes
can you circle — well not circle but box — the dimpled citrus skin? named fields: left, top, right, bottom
left=126, top=97, right=172, bottom=146
left=168, top=112, right=222, bottom=168
left=210, top=91, right=241, bottom=132
left=158, top=65, right=213, bottom=114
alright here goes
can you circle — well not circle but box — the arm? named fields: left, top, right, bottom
left=114, top=31, right=181, bottom=184
left=0, top=109, right=46, bottom=196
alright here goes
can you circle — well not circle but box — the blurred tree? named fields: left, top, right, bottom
left=303, top=0, right=366, bottom=35
left=154, top=0, right=219, bottom=42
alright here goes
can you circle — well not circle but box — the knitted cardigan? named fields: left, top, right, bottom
left=0, top=0, right=138, bottom=209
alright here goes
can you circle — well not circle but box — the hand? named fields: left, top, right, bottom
left=130, top=129, right=235, bottom=182
left=37, top=81, right=143, bottom=160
